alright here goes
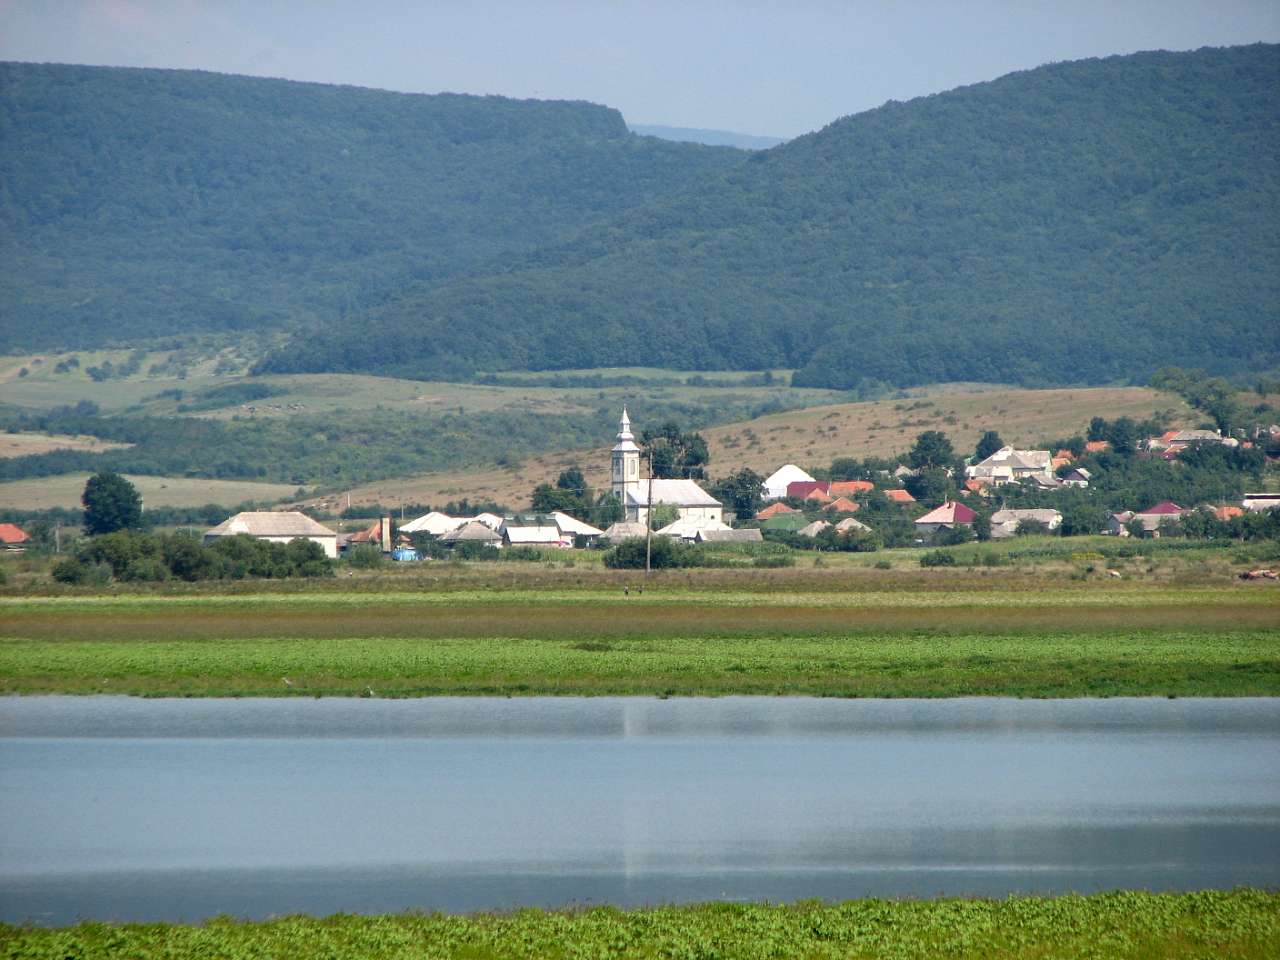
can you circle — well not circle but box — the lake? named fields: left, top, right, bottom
left=1, top=696, right=1278, bottom=924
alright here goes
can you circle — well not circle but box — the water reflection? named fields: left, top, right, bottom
left=1, top=696, right=1277, bottom=924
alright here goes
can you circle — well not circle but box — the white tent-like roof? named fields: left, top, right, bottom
left=399, top=511, right=468, bottom=536
left=205, top=511, right=336, bottom=539
left=473, top=512, right=505, bottom=531
left=504, top=525, right=566, bottom=546
left=797, top=520, right=831, bottom=538
left=550, top=511, right=603, bottom=537
left=762, top=464, right=815, bottom=500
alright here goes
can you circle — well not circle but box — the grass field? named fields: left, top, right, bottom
left=3, top=891, right=1276, bottom=959
left=323, top=385, right=1195, bottom=510
left=0, top=473, right=298, bottom=510
left=2, top=571, right=1275, bottom=697
left=0, top=431, right=132, bottom=459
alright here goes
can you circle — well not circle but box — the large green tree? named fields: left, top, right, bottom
left=81, top=471, right=142, bottom=535
left=711, top=468, right=765, bottom=520
left=974, top=431, right=1004, bottom=462
left=908, top=431, right=955, bottom=471
left=641, top=423, right=709, bottom=479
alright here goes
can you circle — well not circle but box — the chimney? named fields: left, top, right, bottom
left=381, top=516, right=392, bottom=554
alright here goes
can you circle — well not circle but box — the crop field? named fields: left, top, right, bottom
left=2, top=890, right=1276, bottom=959
left=0, top=473, right=298, bottom=510
left=1, top=574, right=1275, bottom=697
left=330, top=384, right=1195, bottom=510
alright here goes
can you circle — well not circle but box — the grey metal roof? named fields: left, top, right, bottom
left=205, top=511, right=336, bottom=539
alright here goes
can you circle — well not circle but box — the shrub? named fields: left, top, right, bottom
left=874, top=559, right=892, bottom=569
left=919, top=550, right=956, bottom=567
left=51, top=557, right=111, bottom=585
left=603, top=536, right=699, bottom=569
left=122, top=557, right=170, bottom=582
left=345, top=544, right=384, bottom=568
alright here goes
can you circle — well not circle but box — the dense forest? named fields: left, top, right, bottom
left=0, top=62, right=738, bottom=351
left=259, top=44, right=1280, bottom=388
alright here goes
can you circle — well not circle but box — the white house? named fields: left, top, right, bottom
left=400, top=511, right=468, bottom=536
left=990, top=508, right=1062, bottom=539
left=762, top=464, right=815, bottom=500
left=610, top=408, right=724, bottom=527
left=502, top=524, right=569, bottom=548
left=204, top=511, right=339, bottom=558
left=656, top=516, right=732, bottom=541
left=965, top=446, right=1054, bottom=486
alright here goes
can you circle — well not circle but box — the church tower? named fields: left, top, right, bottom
left=611, top=407, right=641, bottom=504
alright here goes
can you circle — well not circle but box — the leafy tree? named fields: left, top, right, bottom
left=648, top=504, right=681, bottom=529
left=641, top=422, right=709, bottom=479
left=81, top=471, right=142, bottom=535
left=904, top=467, right=951, bottom=507
left=1109, top=417, right=1139, bottom=455
left=974, top=431, right=1004, bottom=462
left=908, top=431, right=955, bottom=471
left=711, top=468, right=764, bottom=520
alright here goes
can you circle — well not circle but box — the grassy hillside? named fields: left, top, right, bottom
left=264, top=44, right=1280, bottom=387
left=0, top=63, right=738, bottom=351
left=317, top=384, right=1192, bottom=511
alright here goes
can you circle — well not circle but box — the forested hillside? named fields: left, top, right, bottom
left=0, top=63, right=738, bottom=351
left=262, top=44, right=1280, bottom=388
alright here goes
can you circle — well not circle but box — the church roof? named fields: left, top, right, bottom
left=612, top=406, right=640, bottom=454
left=624, top=479, right=721, bottom=508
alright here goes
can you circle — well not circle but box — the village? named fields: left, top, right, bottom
left=89, top=408, right=1272, bottom=570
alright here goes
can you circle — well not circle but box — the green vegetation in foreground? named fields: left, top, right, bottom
left=3, top=891, right=1277, bottom=959
left=1, top=580, right=1276, bottom=697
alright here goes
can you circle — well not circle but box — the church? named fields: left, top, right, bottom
left=610, top=408, right=724, bottom=526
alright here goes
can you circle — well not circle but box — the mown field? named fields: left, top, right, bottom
left=2, top=571, right=1275, bottom=698
left=0, top=472, right=300, bottom=510
left=2, top=891, right=1276, bottom=959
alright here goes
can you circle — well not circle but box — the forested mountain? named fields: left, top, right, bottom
left=0, top=63, right=738, bottom=351
left=262, top=45, right=1280, bottom=389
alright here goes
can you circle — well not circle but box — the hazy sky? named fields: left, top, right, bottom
left=2, top=1, right=1277, bottom=138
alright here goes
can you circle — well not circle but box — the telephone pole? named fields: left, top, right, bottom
left=645, top=450, right=654, bottom=576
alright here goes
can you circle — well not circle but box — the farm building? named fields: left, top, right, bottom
left=203, top=511, right=339, bottom=558
left=502, top=524, right=569, bottom=549
left=441, top=521, right=502, bottom=546
left=833, top=517, right=871, bottom=535
left=601, top=520, right=649, bottom=542
left=400, top=511, right=467, bottom=536
left=762, top=464, right=815, bottom=500
left=656, top=516, right=733, bottom=541
left=695, top=528, right=764, bottom=544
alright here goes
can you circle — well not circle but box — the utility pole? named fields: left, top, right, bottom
left=645, top=450, right=654, bottom=577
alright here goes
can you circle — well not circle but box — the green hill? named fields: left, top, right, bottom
left=262, top=44, right=1280, bottom=388
left=0, top=62, right=738, bottom=351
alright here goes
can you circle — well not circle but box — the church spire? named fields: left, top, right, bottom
left=611, top=407, right=641, bottom=503
left=617, top=407, right=633, bottom=441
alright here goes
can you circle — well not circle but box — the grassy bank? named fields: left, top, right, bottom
left=3, top=891, right=1277, bottom=959
left=1, top=575, right=1276, bottom=697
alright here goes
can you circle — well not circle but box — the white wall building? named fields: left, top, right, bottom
left=761, top=464, right=815, bottom=500
left=204, top=511, right=339, bottom=558
left=609, top=408, right=724, bottom=526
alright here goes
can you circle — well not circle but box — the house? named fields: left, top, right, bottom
left=1061, top=467, right=1091, bottom=488
left=755, top=502, right=797, bottom=520
left=1108, top=501, right=1188, bottom=537
left=656, top=516, right=732, bottom=541
left=400, top=511, right=468, bottom=536
left=610, top=409, right=723, bottom=527
left=787, top=480, right=831, bottom=500
left=549, top=511, right=603, bottom=543
left=696, top=528, right=764, bottom=544
left=990, top=508, right=1062, bottom=539
left=914, top=501, right=977, bottom=536
left=441, top=521, right=503, bottom=546
left=829, top=480, right=874, bottom=497
left=0, top=522, right=32, bottom=551
left=825, top=497, right=860, bottom=513
left=204, top=511, right=339, bottom=558
left=503, top=524, right=569, bottom=549
left=473, top=512, right=506, bottom=531
left=1214, top=506, right=1244, bottom=521
left=803, top=488, right=833, bottom=504
left=762, top=464, right=815, bottom=500
left=884, top=489, right=916, bottom=504
left=343, top=517, right=393, bottom=553
left=964, top=446, right=1054, bottom=486
left=796, top=519, right=831, bottom=538
left=1242, top=493, right=1280, bottom=513
left=601, top=520, right=649, bottom=542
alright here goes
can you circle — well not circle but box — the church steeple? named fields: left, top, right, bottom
left=611, top=407, right=641, bottom=503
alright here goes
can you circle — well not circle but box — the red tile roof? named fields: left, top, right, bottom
left=0, top=523, right=30, bottom=545
left=829, top=480, right=873, bottom=497
left=755, top=502, right=797, bottom=519
left=1085, top=440, right=1110, bottom=453
left=786, top=480, right=831, bottom=499
left=915, top=501, right=977, bottom=525
left=884, top=489, right=916, bottom=504
left=804, top=488, right=834, bottom=503
left=825, top=497, right=860, bottom=513
left=1214, top=506, right=1244, bottom=521
left=1140, top=501, right=1186, bottom=516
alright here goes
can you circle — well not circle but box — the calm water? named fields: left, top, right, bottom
left=1, top=696, right=1278, bottom=924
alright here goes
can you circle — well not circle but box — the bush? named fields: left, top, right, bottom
left=345, top=544, right=384, bottom=568
left=919, top=550, right=956, bottom=567
left=51, top=557, right=111, bottom=585
left=874, top=559, right=893, bottom=569
left=122, top=556, right=170, bottom=582
left=603, top=536, right=699, bottom=569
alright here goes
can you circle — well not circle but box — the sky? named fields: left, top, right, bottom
left=2, top=1, right=1277, bottom=138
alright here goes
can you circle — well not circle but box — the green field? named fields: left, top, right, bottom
left=2, top=572, right=1275, bottom=697
left=3, top=891, right=1276, bottom=959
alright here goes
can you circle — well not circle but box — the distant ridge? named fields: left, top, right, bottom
left=629, top=124, right=786, bottom=150
left=263, top=44, right=1280, bottom=389
left=0, top=62, right=740, bottom=351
